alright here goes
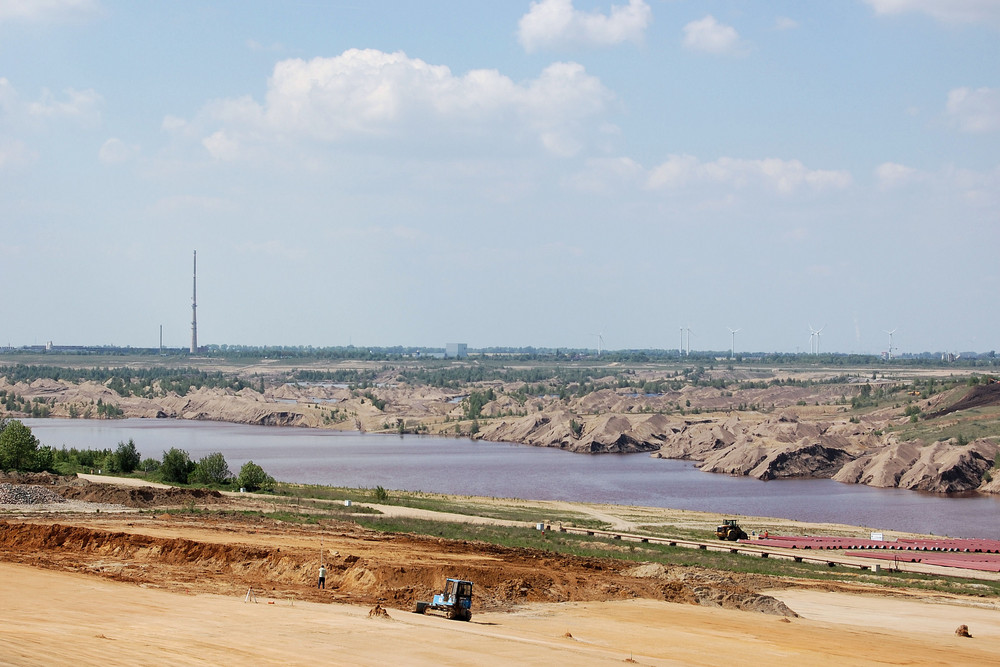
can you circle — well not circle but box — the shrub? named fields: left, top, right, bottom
left=111, top=439, right=141, bottom=474
left=159, top=448, right=195, bottom=484
left=236, top=460, right=275, bottom=492
left=192, top=452, right=232, bottom=485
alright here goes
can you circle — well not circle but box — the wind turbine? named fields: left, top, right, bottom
left=592, top=332, right=604, bottom=356
left=728, top=327, right=741, bottom=360
left=679, top=327, right=684, bottom=356
left=885, top=329, right=897, bottom=360
left=809, top=324, right=825, bottom=354
left=685, top=327, right=693, bottom=356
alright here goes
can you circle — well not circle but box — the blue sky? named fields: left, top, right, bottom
left=1, top=0, right=998, bottom=354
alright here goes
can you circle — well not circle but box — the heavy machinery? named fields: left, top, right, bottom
left=716, top=519, right=748, bottom=541
left=414, top=578, right=473, bottom=621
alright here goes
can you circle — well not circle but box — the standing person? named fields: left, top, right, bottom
left=318, top=564, right=327, bottom=589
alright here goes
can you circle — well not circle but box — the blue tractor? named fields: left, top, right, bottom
left=414, top=578, right=473, bottom=621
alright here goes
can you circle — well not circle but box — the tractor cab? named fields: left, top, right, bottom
left=416, top=578, right=474, bottom=621
left=716, top=519, right=748, bottom=541
left=433, top=578, right=473, bottom=609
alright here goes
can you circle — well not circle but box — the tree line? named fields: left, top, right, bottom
left=0, top=418, right=275, bottom=492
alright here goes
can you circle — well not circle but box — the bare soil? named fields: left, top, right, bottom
left=3, top=480, right=1000, bottom=664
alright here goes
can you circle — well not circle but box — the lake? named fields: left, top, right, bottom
left=23, top=418, right=1000, bottom=539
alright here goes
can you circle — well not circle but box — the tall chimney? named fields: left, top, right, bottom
left=190, top=250, right=198, bottom=354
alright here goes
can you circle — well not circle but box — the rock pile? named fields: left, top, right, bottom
left=0, top=483, right=67, bottom=505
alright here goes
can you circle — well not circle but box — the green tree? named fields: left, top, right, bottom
left=193, top=452, right=232, bottom=485
left=110, top=439, right=141, bottom=474
left=236, top=460, right=275, bottom=492
left=0, top=419, right=40, bottom=471
left=159, top=447, right=194, bottom=484
left=34, top=445, right=54, bottom=472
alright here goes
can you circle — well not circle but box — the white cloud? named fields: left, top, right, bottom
left=864, top=0, right=1000, bottom=25
left=948, top=164, right=1000, bottom=208
left=0, top=0, right=99, bottom=23
left=0, top=78, right=100, bottom=167
left=875, top=162, right=1000, bottom=208
left=647, top=155, right=852, bottom=194
left=565, top=156, right=643, bottom=193
left=192, top=49, right=616, bottom=159
left=27, top=87, right=102, bottom=126
left=682, top=15, right=744, bottom=55
left=518, top=0, right=652, bottom=52
left=97, top=137, right=139, bottom=164
left=161, top=115, right=187, bottom=133
left=946, top=87, right=1000, bottom=132
left=774, top=16, right=799, bottom=30
left=875, top=161, right=919, bottom=188
left=0, top=138, right=34, bottom=168
left=202, top=130, right=242, bottom=161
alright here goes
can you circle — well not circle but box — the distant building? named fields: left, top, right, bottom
left=445, top=343, right=468, bottom=359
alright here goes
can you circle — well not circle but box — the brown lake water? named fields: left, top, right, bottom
left=24, top=418, right=1000, bottom=539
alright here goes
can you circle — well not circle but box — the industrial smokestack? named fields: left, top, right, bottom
left=190, top=250, right=198, bottom=354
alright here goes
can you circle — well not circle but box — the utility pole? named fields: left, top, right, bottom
left=190, top=250, right=198, bottom=354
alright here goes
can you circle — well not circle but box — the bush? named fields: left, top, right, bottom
left=192, top=452, right=232, bottom=485
left=159, top=448, right=195, bottom=484
left=110, top=439, right=141, bottom=474
left=236, top=460, right=275, bottom=492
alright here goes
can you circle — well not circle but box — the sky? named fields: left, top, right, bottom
left=1, top=0, right=998, bottom=355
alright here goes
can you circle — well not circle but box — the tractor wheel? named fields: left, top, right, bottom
left=414, top=602, right=428, bottom=614
left=461, top=609, right=472, bottom=622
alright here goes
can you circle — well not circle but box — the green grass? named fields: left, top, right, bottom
left=140, top=483, right=1000, bottom=599
left=896, top=405, right=1000, bottom=443
left=271, top=482, right=611, bottom=527
left=635, top=524, right=719, bottom=541
left=341, top=514, right=1000, bottom=597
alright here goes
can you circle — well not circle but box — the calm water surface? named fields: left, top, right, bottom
left=24, top=418, right=1000, bottom=539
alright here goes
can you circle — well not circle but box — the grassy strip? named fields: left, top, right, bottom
left=272, top=482, right=611, bottom=528
left=635, top=524, right=719, bottom=541
left=157, top=501, right=1000, bottom=599
left=347, top=514, right=1000, bottom=598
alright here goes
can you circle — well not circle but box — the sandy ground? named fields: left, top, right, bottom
left=3, top=561, right=998, bottom=667
left=4, top=476, right=1000, bottom=665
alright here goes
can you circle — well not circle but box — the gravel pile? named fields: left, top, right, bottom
left=0, top=483, right=68, bottom=505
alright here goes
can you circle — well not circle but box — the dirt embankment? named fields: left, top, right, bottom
left=0, top=489, right=793, bottom=617
left=0, top=472, right=227, bottom=508
left=5, top=477, right=1000, bottom=666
